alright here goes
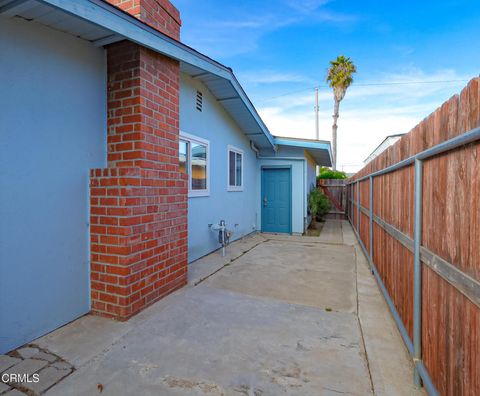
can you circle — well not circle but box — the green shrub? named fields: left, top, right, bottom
left=317, top=192, right=331, bottom=220
left=308, top=188, right=321, bottom=220
left=317, top=166, right=347, bottom=180
left=308, top=187, right=332, bottom=222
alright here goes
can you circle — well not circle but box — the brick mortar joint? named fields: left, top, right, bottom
left=92, top=272, right=188, bottom=305
left=152, top=0, right=182, bottom=27
left=91, top=243, right=187, bottom=258
left=92, top=267, right=188, bottom=297
left=93, top=247, right=187, bottom=262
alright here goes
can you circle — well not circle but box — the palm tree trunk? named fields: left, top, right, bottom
left=332, top=99, right=340, bottom=170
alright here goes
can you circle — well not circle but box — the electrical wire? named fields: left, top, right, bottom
left=257, top=79, right=469, bottom=103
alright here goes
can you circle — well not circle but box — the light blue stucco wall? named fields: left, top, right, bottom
left=0, top=19, right=106, bottom=353
left=305, top=153, right=317, bottom=227
left=275, top=146, right=306, bottom=158
left=306, top=152, right=317, bottom=192
left=180, top=74, right=258, bottom=262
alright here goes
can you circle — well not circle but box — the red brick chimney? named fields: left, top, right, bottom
left=105, top=0, right=181, bottom=40
left=90, top=0, right=187, bottom=320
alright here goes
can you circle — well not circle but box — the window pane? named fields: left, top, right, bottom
left=236, top=152, right=242, bottom=186
left=229, top=151, right=236, bottom=186
left=191, top=142, right=207, bottom=190
left=179, top=140, right=188, bottom=175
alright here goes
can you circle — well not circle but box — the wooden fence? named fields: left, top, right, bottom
left=347, top=77, right=480, bottom=395
left=318, top=179, right=347, bottom=219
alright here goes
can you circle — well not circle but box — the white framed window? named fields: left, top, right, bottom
left=227, top=145, right=243, bottom=191
left=179, top=132, right=210, bottom=197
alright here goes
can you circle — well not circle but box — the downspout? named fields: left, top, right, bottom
left=250, top=140, right=260, bottom=157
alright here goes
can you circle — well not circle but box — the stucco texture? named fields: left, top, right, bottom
left=0, top=18, right=106, bottom=353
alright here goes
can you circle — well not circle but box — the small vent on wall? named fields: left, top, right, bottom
left=196, top=90, right=203, bottom=112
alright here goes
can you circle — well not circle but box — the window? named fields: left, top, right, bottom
left=228, top=146, right=243, bottom=191
left=191, top=142, right=207, bottom=190
left=179, top=132, right=209, bottom=197
left=179, top=139, right=188, bottom=175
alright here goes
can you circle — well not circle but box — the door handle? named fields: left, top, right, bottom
left=263, top=196, right=268, bottom=206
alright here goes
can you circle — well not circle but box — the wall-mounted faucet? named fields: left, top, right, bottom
left=210, top=220, right=233, bottom=257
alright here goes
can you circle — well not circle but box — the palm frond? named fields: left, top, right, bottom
left=326, top=55, right=357, bottom=92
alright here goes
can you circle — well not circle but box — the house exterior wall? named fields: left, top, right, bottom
left=364, top=135, right=404, bottom=164
left=274, top=145, right=305, bottom=158
left=0, top=18, right=106, bottom=353
left=305, top=152, right=317, bottom=227
left=180, top=74, right=258, bottom=262
left=305, top=151, right=317, bottom=192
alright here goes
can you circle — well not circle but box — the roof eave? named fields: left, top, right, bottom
left=274, top=138, right=333, bottom=167
left=29, top=0, right=276, bottom=149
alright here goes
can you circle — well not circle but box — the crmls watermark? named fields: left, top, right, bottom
left=2, top=373, right=40, bottom=383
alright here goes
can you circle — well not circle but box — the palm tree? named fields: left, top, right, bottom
left=326, top=56, right=356, bottom=170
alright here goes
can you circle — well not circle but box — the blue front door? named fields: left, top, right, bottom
left=261, top=168, right=292, bottom=233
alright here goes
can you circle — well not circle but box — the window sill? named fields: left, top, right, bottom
left=227, top=187, right=244, bottom=192
left=188, top=190, right=210, bottom=198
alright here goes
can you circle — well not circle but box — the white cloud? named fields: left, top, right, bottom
left=179, top=2, right=357, bottom=58
left=391, top=44, right=415, bottom=57
left=259, top=67, right=467, bottom=108
left=238, top=71, right=312, bottom=85
left=256, top=68, right=471, bottom=174
left=215, top=15, right=298, bottom=30
left=284, top=0, right=331, bottom=13
left=259, top=106, right=420, bottom=173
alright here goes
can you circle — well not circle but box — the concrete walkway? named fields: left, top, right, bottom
left=12, top=220, right=422, bottom=395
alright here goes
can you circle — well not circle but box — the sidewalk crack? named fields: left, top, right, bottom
left=192, top=237, right=270, bottom=286
left=354, top=245, right=376, bottom=396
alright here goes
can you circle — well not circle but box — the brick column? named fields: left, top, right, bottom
left=90, top=38, right=187, bottom=320
left=105, top=0, right=181, bottom=40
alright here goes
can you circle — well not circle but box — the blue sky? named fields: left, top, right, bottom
left=174, top=0, right=480, bottom=172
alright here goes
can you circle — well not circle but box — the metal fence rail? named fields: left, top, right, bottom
left=355, top=201, right=480, bottom=308
left=346, top=125, right=480, bottom=396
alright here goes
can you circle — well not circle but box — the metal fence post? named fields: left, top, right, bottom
left=369, top=176, right=373, bottom=269
left=347, top=183, right=349, bottom=221
left=348, top=184, right=351, bottom=221
left=357, top=180, right=360, bottom=232
left=351, top=184, right=354, bottom=224
left=413, top=159, right=423, bottom=387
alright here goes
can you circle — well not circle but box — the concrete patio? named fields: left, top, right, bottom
left=2, top=220, right=423, bottom=395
